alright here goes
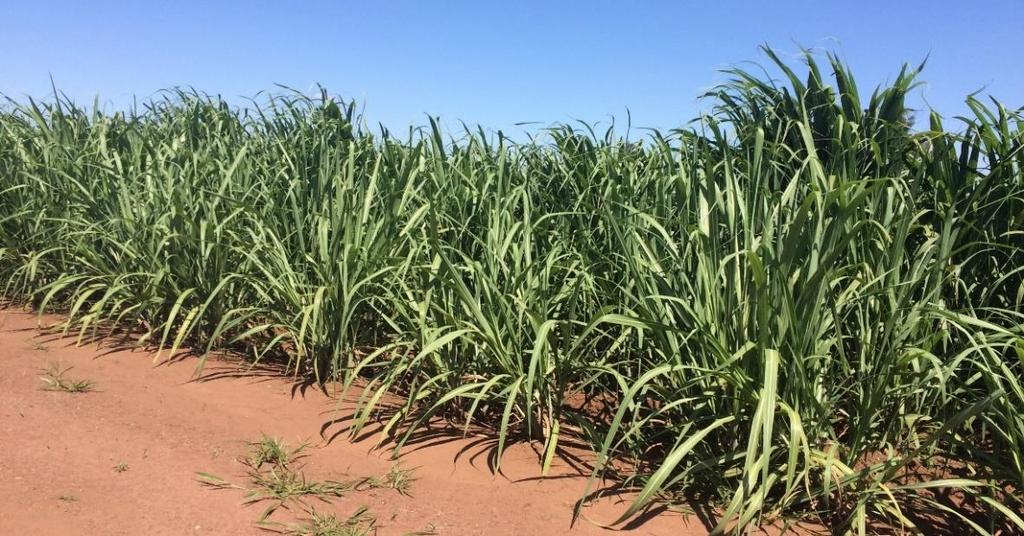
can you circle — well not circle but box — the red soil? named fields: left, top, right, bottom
left=0, top=309, right=703, bottom=535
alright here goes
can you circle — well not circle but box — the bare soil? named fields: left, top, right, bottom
left=0, top=309, right=704, bottom=535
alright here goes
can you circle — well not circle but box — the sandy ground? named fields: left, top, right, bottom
left=0, top=309, right=705, bottom=535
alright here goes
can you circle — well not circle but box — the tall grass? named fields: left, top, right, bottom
left=2, top=48, right=1022, bottom=533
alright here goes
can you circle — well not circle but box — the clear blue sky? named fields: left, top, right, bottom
left=3, top=1, right=1022, bottom=134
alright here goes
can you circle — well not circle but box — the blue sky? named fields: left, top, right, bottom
left=3, top=1, right=1022, bottom=134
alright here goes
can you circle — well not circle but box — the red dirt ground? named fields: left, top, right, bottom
left=0, top=309, right=709, bottom=535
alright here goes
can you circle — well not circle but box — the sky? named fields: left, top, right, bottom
left=3, top=1, right=1022, bottom=135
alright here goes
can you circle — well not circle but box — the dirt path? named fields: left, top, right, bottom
left=0, top=309, right=701, bottom=535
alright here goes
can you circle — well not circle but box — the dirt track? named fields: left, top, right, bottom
left=0, top=309, right=699, bottom=535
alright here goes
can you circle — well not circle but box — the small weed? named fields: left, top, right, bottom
left=244, top=435, right=308, bottom=470
left=249, top=467, right=357, bottom=504
left=39, top=362, right=95, bottom=393
left=114, top=462, right=129, bottom=473
left=199, top=438, right=405, bottom=525
left=259, top=506, right=377, bottom=536
left=198, top=467, right=359, bottom=520
left=57, top=494, right=78, bottom=503
left=364, top=464, right=416, bottom=496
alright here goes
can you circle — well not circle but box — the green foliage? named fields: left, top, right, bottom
left=4, top=48, right=1023, bottom=533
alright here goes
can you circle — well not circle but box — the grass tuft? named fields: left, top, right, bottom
left=243, top=435, right=308, bottom=470
left=259, top=507, right=377, bottom=536
left=39, top=362, right=95, bottom=393
left=199, top=437, right=368, bottom=521
left=363, top=464, right=416, bottom=496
